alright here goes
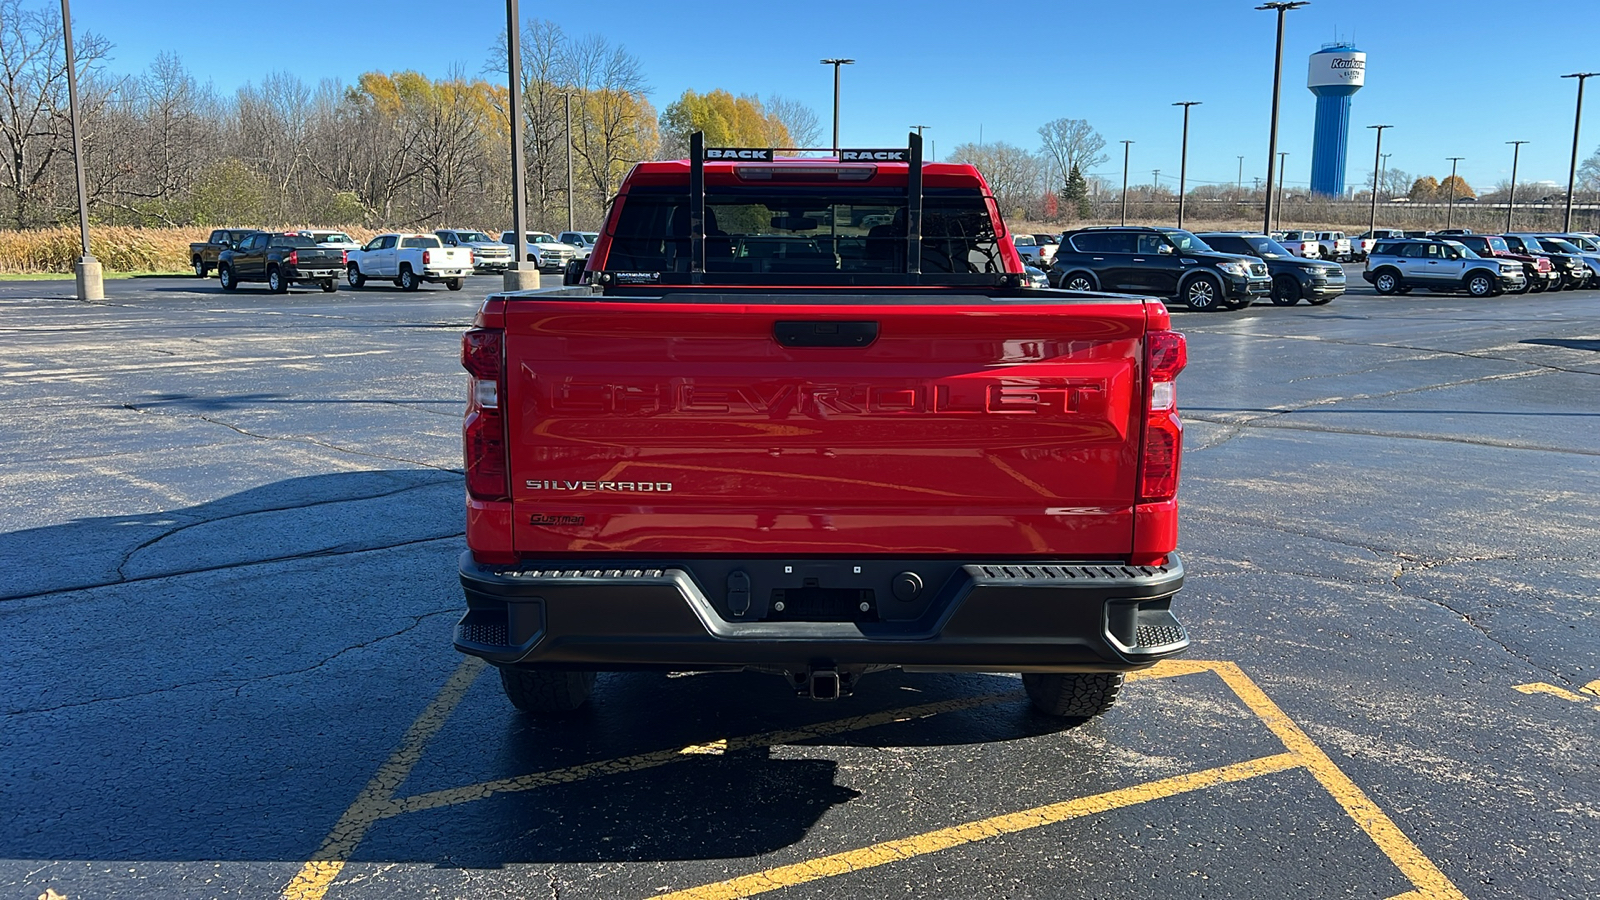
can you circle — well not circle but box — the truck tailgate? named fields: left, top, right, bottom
left=504, top=297, right=1148, bottom=557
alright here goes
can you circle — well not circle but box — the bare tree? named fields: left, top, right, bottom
left=766, top=95, right=822, bottom=150
left=568, top=34, right=656, bottom=211
left=947, top=141, right=1043, bottom=216
left=0, top=0, right=111, bottom=227
left=1037, top=118, right=1107, bottom=192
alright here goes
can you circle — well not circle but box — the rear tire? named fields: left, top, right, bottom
left=320, top=279, right=336, bottom=293
left=267, top=266, right=287, bottom=294
left=499, top=668, right=595, bottom=714
left=399, top=266, right=420, bottom=292
left=1271, top=275, right=1302, bottom=306
left=1022, top=672, right=1123, bottom=722
left=446, top=277, right=463, bottom=291
left=193, top=257, right=208, bottom=278
left=1061, top=272, right=1097, bottom=292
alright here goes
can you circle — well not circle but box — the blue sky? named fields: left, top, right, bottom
left=73, top=0, right=1600, bottom=193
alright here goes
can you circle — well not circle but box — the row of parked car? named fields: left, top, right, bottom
left=188, top=227, right=603, bottom=292
left=1361, top=231, right=1600, bottom=297
left=1033, top=226, right=1343, bottom=311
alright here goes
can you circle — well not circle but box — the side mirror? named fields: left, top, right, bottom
left=1157, top=244, right=1174, bottom=255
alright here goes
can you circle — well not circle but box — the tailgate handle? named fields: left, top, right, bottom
left=774, top=320, right=879, bottom=348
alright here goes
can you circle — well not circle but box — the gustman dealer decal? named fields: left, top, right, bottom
left=526, top=480, right=674, bottom=492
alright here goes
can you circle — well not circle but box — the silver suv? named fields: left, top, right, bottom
left=435, top=229, right=513, bottom=273
left=1362, top=239, right=1525, bottom=297
left=557, top=231, right=599, bottom=261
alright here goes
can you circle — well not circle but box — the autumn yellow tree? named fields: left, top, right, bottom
left=1437, top=174, right=1475, bottom=200
left=1408, top=175, right=1440, bottom=201
left=658, top=90, right=794, bottom=159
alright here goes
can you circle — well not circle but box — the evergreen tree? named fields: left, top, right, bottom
left=1060, top=164, right=1091, bottom=218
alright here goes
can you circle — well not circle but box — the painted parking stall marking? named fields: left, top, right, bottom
left=283, top=660, right=1466, bottom=900
left=1515, top=678, right=1600, bottom=711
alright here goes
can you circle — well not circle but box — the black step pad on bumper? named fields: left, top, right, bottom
left=455, top=552, right=1186, bottom=672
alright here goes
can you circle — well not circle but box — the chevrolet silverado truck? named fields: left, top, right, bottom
left=189, top=228, right=257, bottom=278
left=455, top=133, right=1190, bottom=720
left=345, top=232, right=474, bottom=291
left=217, top=232, right=344, bottom=293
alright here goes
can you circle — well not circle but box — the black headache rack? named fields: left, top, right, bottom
left=589, top=131, right=1022, bottom=290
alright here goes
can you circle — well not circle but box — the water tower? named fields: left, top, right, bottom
left=1307, top=43, right=1366, bottom=197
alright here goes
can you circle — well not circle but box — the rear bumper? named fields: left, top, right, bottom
left=454, top=552, right=1188, bottom=673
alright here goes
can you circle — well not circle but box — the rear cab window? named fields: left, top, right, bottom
left=605, top=186, right=1004, bottom=276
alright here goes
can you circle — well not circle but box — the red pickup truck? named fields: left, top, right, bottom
left=454, top=134, right=1189, bottom=721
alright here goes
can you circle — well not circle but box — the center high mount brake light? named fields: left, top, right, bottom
left=734, top=165, right=876, bottom=181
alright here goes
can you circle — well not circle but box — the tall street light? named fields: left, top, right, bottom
left=1445, top=156, right=1464, bottom=229
left=1367, top=124, right=1392, bottom=236
left=1561, top=73, right=1598, bottom=233
left=60, top=0, right=100, bottom=300
left=1237, top=155, right=1245, bottom=197
left=1120, top=140, right=1134, bottom=226
left=1275, top=151, right=1288, bottom=232
left=504, top=0, right=534, bottom=291
left=1505, top=140, right=1528, bottom=233
left=820, top=58, right=854, bottom=155
left=562, top=91, right=574, bottom=232
left=1173, top=101, right=1201, bottom=228
left=1258, top=1, right=1308, bottom=235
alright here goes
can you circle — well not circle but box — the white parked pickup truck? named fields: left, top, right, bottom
left=346, top=233, right=474, bottom=291
left=1315, top=231, right=1352, bottom=262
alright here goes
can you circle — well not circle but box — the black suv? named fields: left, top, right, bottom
left=1196, top=232, right=1344, bottom=306
left=1051, top=226, right=1272, bottom=311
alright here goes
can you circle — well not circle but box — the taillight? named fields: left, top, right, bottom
left=1140, top=330, right=1187, bottom=502
left=341, top=250, right=348, bottom=265
left=287, top=250, right=298, bottom=265
left=462, top=328, right=508, bottom=501
left=423, top=249, right=432, bottom=265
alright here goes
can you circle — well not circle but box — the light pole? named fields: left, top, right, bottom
left=1121, top=140, right=1134, bottom=225
left=504, top=0, right=534, bottom=291
left=1273, top=149, right=1286, bottom=230
left=1237, top=155, right=1245, bottom=197
left=562, top=91, right=574, bottom=233
left=1561, top=73, right=1598, bottom=232
left=1173, top=101, right=1200, bottom=229
left=1505, top=140, right=1528, bottom=232
left=1258, top=1, right=1308, bottom=235
left=1367, top=124, right=1391, bottom=236
left=1445, top=156, right=1464, bottom=229
left=820, top=58, right=854, bottom=156
left=60, top=0, right=100, bottom=300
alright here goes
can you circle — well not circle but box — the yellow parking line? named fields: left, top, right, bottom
left=281, top=656, right=486, bottom=900
left=651, top=661, right=1466, bottom=900
left=1207, top=662, right=1468, bottom=900
left=1515, top=682, right=1587, bottom=702
left=650, top=752, right=1303, bottom=900
left=378, top=691, right=1017, bottom=819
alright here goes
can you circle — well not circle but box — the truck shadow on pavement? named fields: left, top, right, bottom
left=1, top=471, right=1089, bottom=873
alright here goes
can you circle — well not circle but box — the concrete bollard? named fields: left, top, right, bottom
left=75, top=255, right=104, bottom=302
left=502, top=268, right=541, bottom=293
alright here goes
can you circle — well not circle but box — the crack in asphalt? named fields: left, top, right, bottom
left=109, top=477, right=458, bottom=584
left=1183, top=325, right=1600, bottom=379
left=1184, top=413, right=1600, bottom=457
left=7, top=608, right=458, bottom=717
left=119, top=402, right=465, bottom=474
left=1183, top=509, right=1584, bottom=686
left=0, top=533, right=463, bottom=604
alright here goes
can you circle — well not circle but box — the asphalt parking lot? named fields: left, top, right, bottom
left=2, top=268, right=1597, bottom=899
